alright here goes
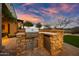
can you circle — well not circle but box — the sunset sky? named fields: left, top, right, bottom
left=13, top=3, right=79, bottom=28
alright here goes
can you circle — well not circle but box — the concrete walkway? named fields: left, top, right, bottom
left=64, top=33, right=79, bottom=36
left=30, top=43, right=79, bottom=56
left=59, top=43, right=79, bottom=56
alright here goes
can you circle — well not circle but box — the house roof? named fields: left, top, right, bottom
left=5, top=3, right=17, bottom=18
left=2, top=3, right=17, bottom=22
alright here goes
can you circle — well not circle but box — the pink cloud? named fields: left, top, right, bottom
left=60, top=4, right=76, bottom=12
left=15, top=8, right=42, bottom=23
left=47, top=8, right=59, bottom=14
left=17, top=13, right=42, bottom=23
left=41, top=7, right=59, bottom=15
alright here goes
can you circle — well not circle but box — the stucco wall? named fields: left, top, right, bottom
left=9, top=22, right=17, bottom=35
left=2, top=20, right=8, bottom=34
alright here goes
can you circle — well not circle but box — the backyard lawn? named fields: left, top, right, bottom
left=64, top=35, right=79, bottom=48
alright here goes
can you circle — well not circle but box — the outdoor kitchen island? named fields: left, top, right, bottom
left=38, top=29, right=64, bottom=55
left=16, top=29, right=64, bottom=56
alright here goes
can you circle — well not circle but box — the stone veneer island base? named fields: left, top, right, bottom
left=38, top=29, right=64, bottom=56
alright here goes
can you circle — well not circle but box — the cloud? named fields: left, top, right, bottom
left=15, top=8, right=44, bottom=24
left=47, top=8, right=59, bottom=14
left=17, top=13, right=42, bottom=23
left=21, top=3, right=33, bottom=6
left=28, top=8, right=40, bottom=14
left=41, top=7, right=59, bottom=15
left=60, top=4, right=76, bottom=12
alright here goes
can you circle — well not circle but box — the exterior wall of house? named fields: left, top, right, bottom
left=2, top=3, right=18, bottom=36
left=9, top=22, right=17, bottom=35
left=2, top=18, right=17, bottom=36
left=2, top=20, right=9, bottom=34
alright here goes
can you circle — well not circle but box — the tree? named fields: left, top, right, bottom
left=24, top=21, right=33, bottom=27
left=52, top=16, right=73, bottom=29
left=36, top=23, right=42, bottom=29
left=58, top=17, right=72, bottom=28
